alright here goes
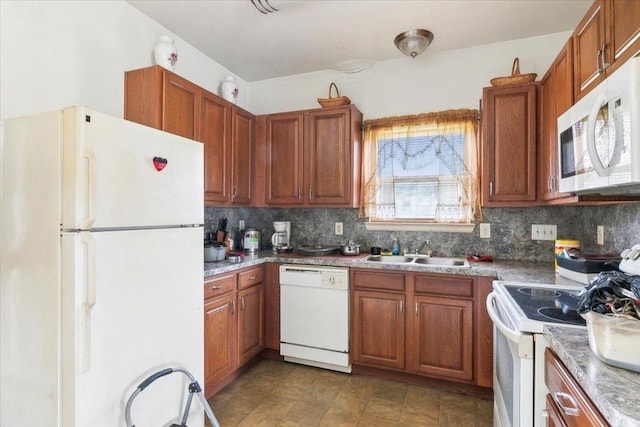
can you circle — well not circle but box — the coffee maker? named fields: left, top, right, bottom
left=271, top=221, right=291, bottom=251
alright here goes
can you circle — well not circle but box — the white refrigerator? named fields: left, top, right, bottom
left=1, top=106, right=205, bottom=426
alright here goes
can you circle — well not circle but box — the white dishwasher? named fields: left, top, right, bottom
left=279, top=264, right=351, bottom=373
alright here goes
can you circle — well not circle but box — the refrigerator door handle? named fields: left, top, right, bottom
left=80, top=150, right=97, bottom=230
left=79, top=231, right=96, bottom=373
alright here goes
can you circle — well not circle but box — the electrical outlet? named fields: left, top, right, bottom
left=597, top=225, right=604, bottom=245
left=335, top=222, right=343, bottom=236
left=239, top=220, right=245, bottom=230
left=531, top=224, right=557, bottom=241
left=479, top=223, right=491, bottom=239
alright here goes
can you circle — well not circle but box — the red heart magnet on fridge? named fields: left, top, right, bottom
left=153, top=157, right=168, bottom=171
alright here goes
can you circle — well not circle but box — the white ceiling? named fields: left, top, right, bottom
left=126, top=0, right=592, bottom=82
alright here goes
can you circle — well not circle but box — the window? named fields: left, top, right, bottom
left=360, top=109, right=481, bottom=224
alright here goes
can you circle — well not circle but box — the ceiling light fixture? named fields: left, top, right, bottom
left=250, top=0, right=278, bottom=14
left=394, top=29, right=434, bottom=58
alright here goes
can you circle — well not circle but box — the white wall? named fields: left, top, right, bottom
left=0, top=0, right=248, bottom=120
left=248, top=32, right=572, bottom=118
left=1, top=0, right=570, bottom=122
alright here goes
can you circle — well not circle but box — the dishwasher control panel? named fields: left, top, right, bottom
left=280, top=265, right=349, bottom=290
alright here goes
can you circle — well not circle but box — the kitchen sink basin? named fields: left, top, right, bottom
left=365, top=255, right=414, bottom=263
left=363, top=254, right=470, bottom=267
left=413, top=257, right=468, bottom=266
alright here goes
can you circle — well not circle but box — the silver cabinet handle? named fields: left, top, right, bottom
left=489, top=181, right=493, bottom=196
left=249, top=275, right=256, bottom=280
left=547, top=176, right=553, bottom=193
left=600, top=43, right=609, bottom=72
left=415, top=302, right=418, bottom=315
left=309, top=189, right=313, bottom=199
left=210, top=285, right=222, bottom=290
left=241, top=296, right=245, bottom=311
left=399, top=300, right=403, bottom=314
left=298, top=188, right=302, bottom=200
left=552, top=391, right=580, bottom=416
left=231, top=300, right=236, bottom=315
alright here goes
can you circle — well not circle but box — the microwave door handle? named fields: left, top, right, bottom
left=586, top=93, right=611, bottom=177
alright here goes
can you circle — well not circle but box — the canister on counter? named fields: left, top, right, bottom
left=554, top=239, right=581, bottom=271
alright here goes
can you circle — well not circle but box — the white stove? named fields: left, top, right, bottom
left=487, top=281, right=587, bottom=427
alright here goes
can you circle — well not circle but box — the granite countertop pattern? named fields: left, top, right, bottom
left=545, top=326, right=640, bottom=426
left=204, top=250, right=581, bottom=285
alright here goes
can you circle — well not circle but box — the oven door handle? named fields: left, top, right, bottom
left=486, top=292, right=533, bottom=358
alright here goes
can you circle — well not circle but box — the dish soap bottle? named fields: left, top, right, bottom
left=392, top=238, right=400, bottom=255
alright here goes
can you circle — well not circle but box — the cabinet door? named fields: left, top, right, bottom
left=352, top=289, right=405, bottom=369
left=539, top=41, right=575, bottom=203
left=607, top=0, right=640, bottom=76
left=410, top=295, right=473, bottom=381
left=201, top=90, right=231, bottom=204
left=237, top=284, right=265, bottom=366
left=263, top=263, right=281, bottom=350
left=265, top=112, right=304, bottom=205
left=482, top=83, right=537, bottom=205
left=162, top=72, right=199, bottom=140
left=204, top=294, right=236, bottom=397
left=231, top=108, right=254, bottom=205
left=306, top=108, right=352, bottom=205
left=573, top=0, right=607, bottom=100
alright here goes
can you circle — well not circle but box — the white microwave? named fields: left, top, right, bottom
left=557, top=55, right=640, bottom=195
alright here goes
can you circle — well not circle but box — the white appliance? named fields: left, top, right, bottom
left=557, top=55, right=640, bottom=195
left=279, top=265, right=351, bottom=373
left=0, top=107, right=205, bottom=426
left=271, top=221, right=291, bottom=249
left=486, top=281, right=586, bottom=427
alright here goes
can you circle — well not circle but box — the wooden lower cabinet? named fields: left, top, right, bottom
left=410, top=295, right=473, bottom=381
left=350, top=268, right=492, bottom=387
left=204, top=265, right=265, bottom=397
left=544, top=348, right=609, bottom=426
left=237, top=283, right=264, bottom=365
left=204, top=294, right=236, bottom=390
left=352, top=289, right=406, bottom=369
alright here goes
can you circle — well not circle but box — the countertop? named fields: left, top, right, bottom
left=545, top=326, right=640, bottom=426
left=204, top=250, right=580, bottom=285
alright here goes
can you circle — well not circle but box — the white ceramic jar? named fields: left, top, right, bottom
left=153, top=36, right=178, bottom=71
left=221, top=76, right=238, bottom=103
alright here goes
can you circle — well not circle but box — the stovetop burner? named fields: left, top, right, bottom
left=505, top=285, right=586, bottom=326
left=537, top=307, right=585, bottom=324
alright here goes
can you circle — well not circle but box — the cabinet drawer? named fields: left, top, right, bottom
left=544, top=348, right=609, bottom=427
left=351, top=269, right=405, bottom=292
left=238, top=266, right=264, bottom=289
left=414, top=275, right=474, bottom=297
left=204, top=273, right=235, bottom=300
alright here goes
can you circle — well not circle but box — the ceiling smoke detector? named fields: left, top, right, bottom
left=394, top=29, right=434, bottom=58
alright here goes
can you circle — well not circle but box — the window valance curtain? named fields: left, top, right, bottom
left=359, top=108, right=481, bottom=222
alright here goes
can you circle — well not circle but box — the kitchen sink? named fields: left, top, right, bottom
left=365, top=255, right=414, bottom=263
left=413, top=257, right=468, bottom=266
left=363, top=254, right=470, bottom=267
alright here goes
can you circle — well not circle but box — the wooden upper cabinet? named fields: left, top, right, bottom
left=263, top=105, right=362, bottom=207
left=124, top=66, right=255, bottom=206
left=481, top=82, right=538, bottom=206
left=265, top=112, right=305, bottom=205
left=573, top=0, right=640, bottom=100
left=231, top=108, right=254, bottom=205
left=201, top=90, right=231, bottom=204
left=306, top=107, right=361, bottom=206
left=163, top=73, right=199, bottom=140
left=539, top=40, right=575, bottom=203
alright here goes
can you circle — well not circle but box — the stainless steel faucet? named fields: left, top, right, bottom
left=415, top=240, right=432, bottom=256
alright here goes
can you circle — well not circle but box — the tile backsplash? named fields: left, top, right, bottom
left=205, top=203, right=640, bottom=262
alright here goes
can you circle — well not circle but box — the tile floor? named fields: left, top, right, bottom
left=207, top=359, right=493, bottom=426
